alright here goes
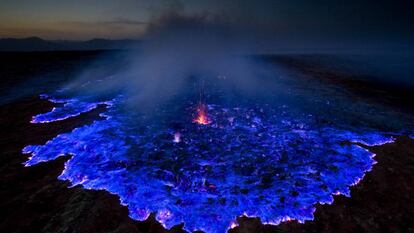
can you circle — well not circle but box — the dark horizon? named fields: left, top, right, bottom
left=1, top=0, right=414, bottom=53
left=2, top=36, right=414, bottom=54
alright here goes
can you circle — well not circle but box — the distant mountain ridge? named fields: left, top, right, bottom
left=0, top=37, right=141, bottom=51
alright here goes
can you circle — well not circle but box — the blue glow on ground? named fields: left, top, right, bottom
left=22, top=93, right=399, bottom=233
left=31, top=94, right=113, bottom=123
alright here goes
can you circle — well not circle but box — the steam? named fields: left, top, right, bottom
left=66, top=10, right=281, bottom=110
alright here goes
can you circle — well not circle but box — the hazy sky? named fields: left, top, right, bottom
left=0, top=0, right=413, bottom=45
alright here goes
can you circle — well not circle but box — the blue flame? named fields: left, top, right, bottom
left=22, top=91, right=400, bottom=233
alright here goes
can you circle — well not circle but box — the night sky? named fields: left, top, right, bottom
left=1, top=0, right=413, bottom=49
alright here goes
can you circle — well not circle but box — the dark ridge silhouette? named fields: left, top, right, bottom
left=0, top=37, right=141, bottom=51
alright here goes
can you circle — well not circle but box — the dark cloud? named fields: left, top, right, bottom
left=1, top=0, right=413, bottom=48
left=61, top=18, right=148, bottom=28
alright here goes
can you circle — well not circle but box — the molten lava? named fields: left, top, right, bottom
left=193, top=102, right=211, bottom=125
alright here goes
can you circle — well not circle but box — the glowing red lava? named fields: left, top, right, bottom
left=193, top=102, right=211, bottom=125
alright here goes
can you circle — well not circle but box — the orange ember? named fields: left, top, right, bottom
left=193, top=103, right=211, bottom=125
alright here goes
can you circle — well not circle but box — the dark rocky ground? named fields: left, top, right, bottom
left=0, top=52, right=413, bottom=233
